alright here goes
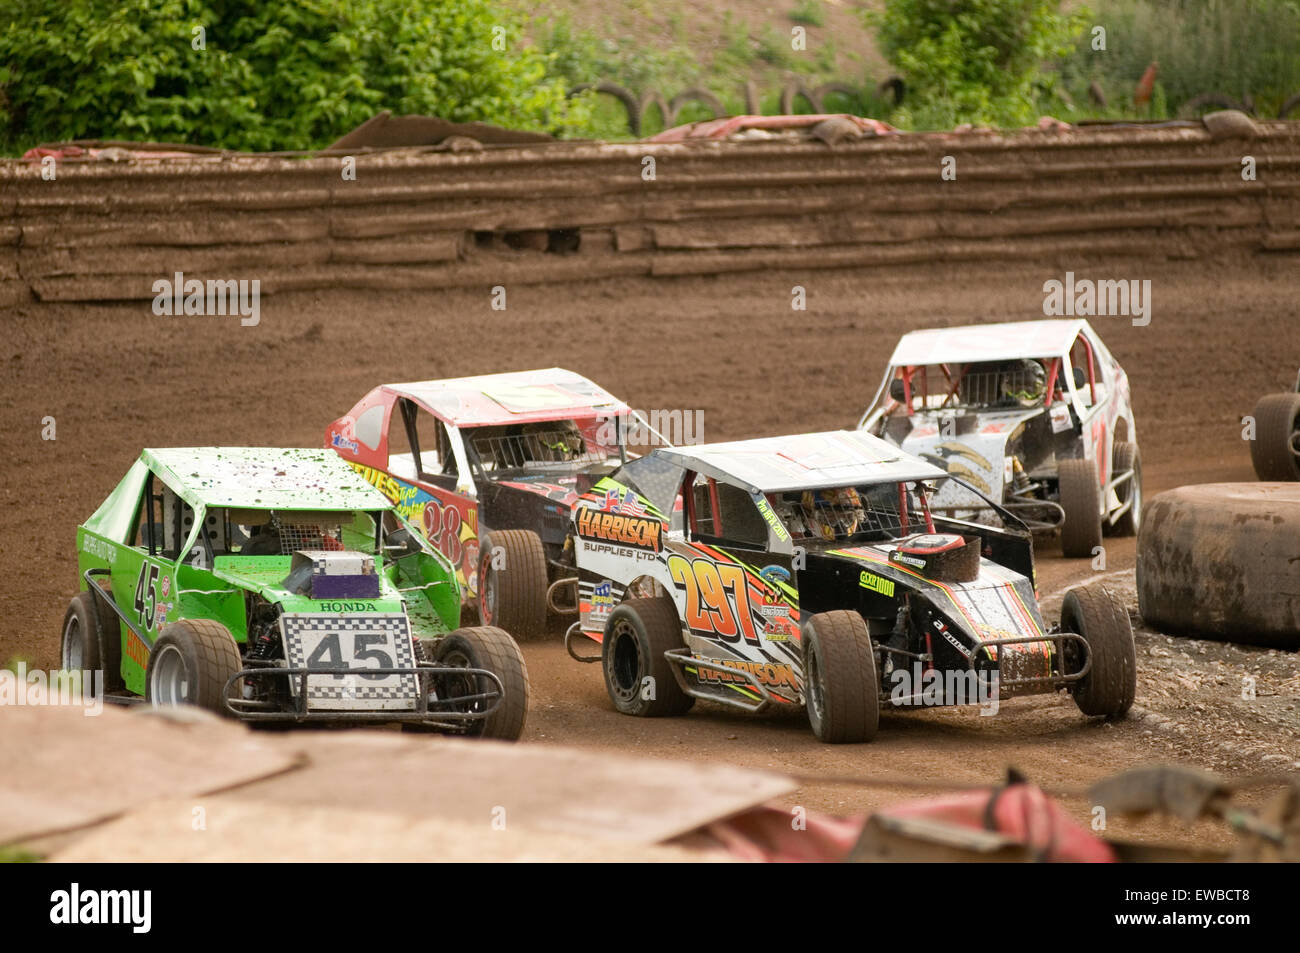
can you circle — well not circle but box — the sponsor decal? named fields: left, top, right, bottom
left=125, top=630, right=149, bottom=670
left=858, top=570, right=895, bottom=597
left=754, top=494, right=790, bottom=543
left=317, top=601, right=378, bottom=613
left=575, top=506, right=662, bottom=551
left=591, top=580, right=615, bottom=618
left=757, top=603, right=797, bottom=641
left=331, top=431, right=360, bottom=454
left=84, top=536, right=116, bottom=563
left=890, top=552, right=927, bottom=569
left=697, top=657, right=798, bottom=689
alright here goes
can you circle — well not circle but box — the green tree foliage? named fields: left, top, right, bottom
left=0, top=0, right=579, bottom=152
left=868, top=0, right=1088, bottom=129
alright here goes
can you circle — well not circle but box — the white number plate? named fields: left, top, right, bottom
left=280, top=613, right=418, bottom=711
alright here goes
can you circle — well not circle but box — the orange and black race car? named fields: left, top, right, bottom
left=567, top=430, right=1136, bottom=743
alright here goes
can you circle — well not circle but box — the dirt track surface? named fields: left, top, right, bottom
left=2, top=255, right=1297, bottom=850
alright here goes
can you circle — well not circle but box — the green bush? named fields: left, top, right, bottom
left=0, top=0, right=580, bottom=153
left=1062, top=0, right=1300, bottom=117
left=868, top=0, right=1087, bottom=129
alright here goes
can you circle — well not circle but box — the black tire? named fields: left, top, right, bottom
left=1250, top=392, right=1300, bottom=481
left=477, top=529, right=548, bottom=640
left=569, top=80, right=641, bottom=136
left=145, top=619, right=242, bottom=716
left=1061, top=584, right=1136, bottom=719
left=427, top=626, right=530, bottom=741
left=802, top=611, right=879, bottom=744
left=1058, top=458, right=1103, bottom=558
left=61, top=591, right=104, bottom=674
left=602, top=597, right=694, bottom=717
left=1109, top=442, right=1143, bottom=536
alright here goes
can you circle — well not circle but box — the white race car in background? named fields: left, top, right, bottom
left=859, top=319, right=1141, bottom=558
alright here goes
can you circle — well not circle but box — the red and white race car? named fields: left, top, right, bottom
left=325, top=368, right=642, bottom=638
left=859, top=319, right=1141, bottom=557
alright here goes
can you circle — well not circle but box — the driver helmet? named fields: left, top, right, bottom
left=1002, top=359, right=1047, bottom=407
left=800, top=487, right=865, bottom=540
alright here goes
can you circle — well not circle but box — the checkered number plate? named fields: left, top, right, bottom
left=280, top=613, right=419, bottom=711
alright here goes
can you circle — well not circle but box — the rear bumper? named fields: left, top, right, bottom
left=223, top=662, right=504, bottom=726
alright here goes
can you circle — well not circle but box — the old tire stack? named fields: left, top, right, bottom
left=1137, top=484, right=1300, bottom=649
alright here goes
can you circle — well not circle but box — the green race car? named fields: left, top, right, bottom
left=63, top=447, right=529, bottom=738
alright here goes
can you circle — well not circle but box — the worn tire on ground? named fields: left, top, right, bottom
left=1137, top=484, right=1300, bottom=649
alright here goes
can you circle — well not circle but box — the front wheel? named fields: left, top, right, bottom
left=802, top=611, right=879, bottom=743
left=1061, top=584, right=1136, bottom=719
left=426, top=626, right=530, bottom=741
left=145, top=619, right=242, bottom=716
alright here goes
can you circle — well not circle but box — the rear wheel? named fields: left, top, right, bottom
left=145, top=619, right=242, bottom=716
left=1109, top=442, right=1143, bottom=536
left=477, top=529, right=548, bottom=640
left=1250, top=393, right=1300, bottom=481
left=427, top=626, right=530, bottom=741
left=1061, top=584, right=1136, bottom=719
left=1058, top=459, right=1103, bottom=558
left=602, top=597, right=694, bottom=717
left=61, top=591, right=104, bottom=674
left=802, top=611, right=879, bottom=744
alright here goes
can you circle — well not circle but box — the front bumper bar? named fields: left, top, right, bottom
left=224, top=662, right=504, bottom=726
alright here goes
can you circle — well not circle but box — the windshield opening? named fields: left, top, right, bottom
left=891, top=359, right=1063, bottom=413
left=770, top=478, right=1006, bottom=543
left=465, top=419, right=620, bottom=473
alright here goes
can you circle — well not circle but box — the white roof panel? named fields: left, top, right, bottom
left=657, top=431, right=946, bottom=493
left=887, top=319, right=1089, bottom=367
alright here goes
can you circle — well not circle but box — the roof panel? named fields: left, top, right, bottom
left=658, top=431, right=946, bottom=493
left=143, top=447, right=393, bottom=511
left=385, top=368, right=628, bottom=427
left=887, top=319, right=1088, bottom=367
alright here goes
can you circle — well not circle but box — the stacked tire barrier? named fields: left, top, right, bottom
left=2, top=120, right=1299, bottom=308
left=1138, top=484, right=1300, bottom=649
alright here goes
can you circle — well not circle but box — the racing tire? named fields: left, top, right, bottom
left=601, top=597, right=694, bottom=717
left=1108, top=442, right=1143, bottom=536
left=1058, top=459, right=1103, bottom=558
left=1061, top=585, right=1136, bottom=719
left=61, top=590, right=105, bottom=676
left=477, top=529, right=548, bottom=640
left=145, top=619, right=242, bottom=716
left=425, top=626, right=530, bottom=741
left=802, top=611, right=879, bottom=744
left=1249, top=392, right=1300, bottom=481
left=1137, top=484, right=1300, bottom=649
